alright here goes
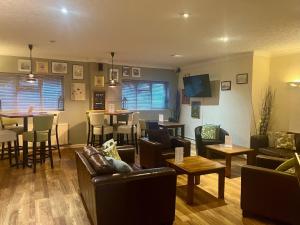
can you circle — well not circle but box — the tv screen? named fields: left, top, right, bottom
left=183, top=74, right=212, bottom=97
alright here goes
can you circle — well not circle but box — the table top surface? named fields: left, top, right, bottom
left=87, top=110, right=133, bottom=115
left=166, top=156, right=225, bottom=174
left=158, top=121, right=185, bottom=127
left=0, top=112, right=55, bottom=118
left=206, top=144, right=253, bottom=155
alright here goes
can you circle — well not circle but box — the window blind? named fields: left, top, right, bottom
left=0, top=74, right=64, bottom=111
left=122, top=80, right=168, bottom=110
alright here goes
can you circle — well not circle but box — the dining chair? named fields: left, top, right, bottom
left=23, top=115, right=54, bottom=173
left=0, top=119, right=19, bottom=167
left=89, top=113, right=114, bottom=146
left=117, top=112, right=139, bottom=150
left=51, top=112, right=61, bottom=158
left=0, top=117, right=24, bottom=159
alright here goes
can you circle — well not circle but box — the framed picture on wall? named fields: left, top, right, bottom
left=94, top=75, right=104, bottom=87
left=236, top=73, right=248, bottom=84
left=132, top=67, right=141, bottom=77
left=36, top=61, right=49, bottom=73
left=52, top=62, right=68, bottom=74
left=122, top=66, right=131, bottom=77
left=71, top=83, right=86, bottom=100
left=72, top=64, right=84, bottom=80
left=191, top=101, right=201, bottom=118
left=18, top=59, right=31, bottom=72
left=221, top=81, right=231, bottom=91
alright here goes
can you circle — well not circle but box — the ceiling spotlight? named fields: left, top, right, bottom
left=219, top=36, right=229, bottom=42
left=49, top=40, right=56, bottom=43
left=61, top=7, right=68, bottom=14
left=171, top=54, right=183, bottom=58
left=181, top=13, right=190, bottom=18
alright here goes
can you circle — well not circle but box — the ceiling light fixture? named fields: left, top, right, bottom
left=171, top=54, right=183, bottom=58
left=26, top=44, right=37, bottom=83
left=61, top=7, right=68, bottom=14
left=181, top=13, right=190, bottom=18
left=219, top=36, right=229, bottom=42
left=108, top=52, right=118, bottom=87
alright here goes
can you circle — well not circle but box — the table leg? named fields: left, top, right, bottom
left=194, top=175, right=200, bottom=185
left=225, top=155, right=231, bottom=178
left=218, top=169, right=225, bottom=199
left=110, top=115, right=113, bottom=126
left=187, top=174, right=194, bottom=205
left=175, top=128, right=178, bottom=137
left=181, top=125, right=185, bottom=138
left=23, top=117, right=28, bottom=168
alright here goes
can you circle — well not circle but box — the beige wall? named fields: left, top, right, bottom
left=269, top=53, right=300, bottom=132
left=179, top=53, right=253, bottom=147
left=251, top=54, right=270, bottom=134
left=0, top=55, right=177, bottom=144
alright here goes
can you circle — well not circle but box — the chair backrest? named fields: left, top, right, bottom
left=117, top=114, right=129, bottom=124
left=52, top=112, right=60, bottom=126
left=131, top=112, right=139, bottom=126
left=1, top=117, right=18, bottom=126
left=33, top=115, right=54, bottom=131
left=147, top=121, right=159, bottom=130
left=139, top=119, right=146, bottom=130
left=89, top=113, right=105, bottom=127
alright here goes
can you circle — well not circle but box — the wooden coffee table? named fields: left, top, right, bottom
left=166, top=156, right=225, bottom=205
left=205, top=144, right=255, bottom=178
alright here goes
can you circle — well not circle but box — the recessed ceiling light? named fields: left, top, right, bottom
left=219, top=36, right=229, bottom=42
left=49, top=40, right=56, bottom=43
left=171, top=54, right=183, bottom=58
left=181, top=13, right=190, bottom=18
left=61, top=7, right=68, bottom=14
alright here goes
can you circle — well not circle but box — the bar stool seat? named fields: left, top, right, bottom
left=5, top=126, right=24, bottom=135
left=0, top=130, right=17, bottom=142
left=93, top=126, right=114, bottom=135
left=117, top=125, right=137, bottom=134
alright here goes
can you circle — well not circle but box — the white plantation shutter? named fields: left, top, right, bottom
left=122, top=80, right=168, bottom=110
left=0, top=74, right=64, bottom=111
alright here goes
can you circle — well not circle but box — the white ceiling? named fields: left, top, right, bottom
left=1, top=0, right=300, bottom=68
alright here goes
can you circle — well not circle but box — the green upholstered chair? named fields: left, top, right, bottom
left=23, top=115, right=54, bottom=173
left=89, top=113, right=114, bottom=146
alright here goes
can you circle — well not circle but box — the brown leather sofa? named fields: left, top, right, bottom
left=76, top=145, right=177, bottom=225
left=139, top=136, right=191, bottom=169
left=241, top=155, right=300, bottom=225
left=250, top=134, right=300, bottom=159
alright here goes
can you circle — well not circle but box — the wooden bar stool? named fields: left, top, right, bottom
left=90, top=113, right=114, bottom=146
left=51, top=112, right=61, bottom=158
left=23, top=115, right=54, bottom=173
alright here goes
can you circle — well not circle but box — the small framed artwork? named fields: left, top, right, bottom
left=52, top=62, right=68, bottom=74
left=122, top=66, right=131, bottom=77
left=72, top=65, right=84, bottom=80
left=93, top=91, right=105, bottom=110
left=191, top=101, right=201, bottom=119
left=94, top=76, right=104, bottom=87
left=132, top=67, right=141, bottom=77
left=221, top=81, right=231, bottom=91
left=18, top=59, right=31, bottom=72
left=236, top=73, right=248, bottom=84
left=71, top=83, right=86, bottom=100
left=36, top=61, right=48, bottom=74
left=109, top=69, right=119, bottom=81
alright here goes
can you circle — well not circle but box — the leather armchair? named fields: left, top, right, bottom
left=76, top=147, right=177, bottom=225
left=139, top=137, right=191, bottom=169
left=195, top=126, right=228, bottom=157
left=241, top=155, right=300, bottom=225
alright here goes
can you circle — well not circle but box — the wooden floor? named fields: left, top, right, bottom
left=0, top=147, right=278, bottom=225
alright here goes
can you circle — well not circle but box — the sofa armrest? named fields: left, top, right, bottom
left=117, top=145, right=135, bottom=164
left=241, top=165, right=300, bottom=224
left=92, top=167, right=177, bottom=225
left=170, top=138, right=191, bottom=157
left=250, top=135, right=268, bottom=150
left=256, top=154, right=287, bottom=169
left=139, top=138, right=166, bottom=168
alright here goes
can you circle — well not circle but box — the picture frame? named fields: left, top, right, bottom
left=71, top=83, right=86, bottom=100
left=236, top=73, right=248, bottom=84
left=52, top=62, right=68, bottom=74
left=132, top=67, right=141, bottom=77
left=109, top=68, right=119, bottom=81
left=191, top=101, right=201, bottom=119
left=72, top=64, right=84, bottom=80
left=94, top=75, right=104, bottom=87
left=122, top=66, right=131, bottom=77
left=36, top=61, right=48, bottom=74
left=18, top=59, right=31, bottom=72
left=221, top=81, right=231, bottom=91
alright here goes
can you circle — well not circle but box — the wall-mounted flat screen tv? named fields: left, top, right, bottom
left=183, top=74, right=212, bottom=97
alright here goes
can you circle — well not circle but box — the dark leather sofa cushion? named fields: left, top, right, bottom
left=83, top=146, right=114, bottom=175
left=258, top=147, right=295, bottom=159
left=148, top=129, right=171, bottom=148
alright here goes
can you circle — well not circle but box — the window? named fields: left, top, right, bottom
left=122, top=80, right=168, bottom=110
left=0, top=74, right=64, bottom=111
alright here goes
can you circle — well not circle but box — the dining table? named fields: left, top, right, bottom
left=87, top=110, right=133, bottom=126
left=0, top=111, right=55, bottom=167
